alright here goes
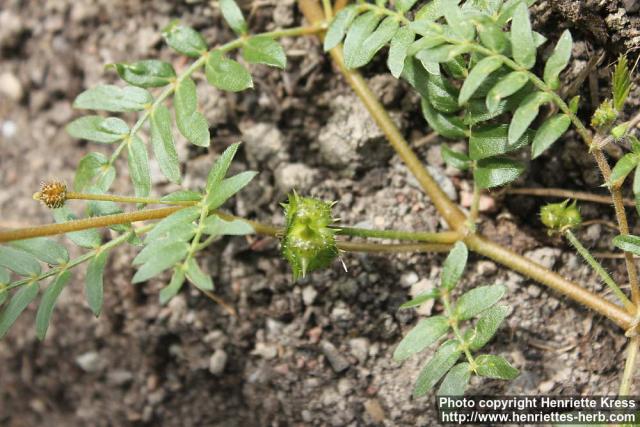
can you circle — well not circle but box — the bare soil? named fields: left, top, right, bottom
left=0, top=1, right=639, bottom=426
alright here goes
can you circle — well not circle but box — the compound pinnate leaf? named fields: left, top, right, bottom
left=150, top=105, right=181, bottom=184
left=10, top=238, right=69, bottom=265
left=144, top=207, right=200, bottom=243
left=206, top=50, right=253, bottom=92
left=127, top=135, right=151, bottom=198
left=393, top=315, right=449, bottom=361
left=441, top=242, right=468, bottom=291
left=470, top=304, right=510, bottom=351
left=470, top=124, right=531, bottom=161
left=387, top=26, right=415, bottom=78
left=399, top=289, right=440, bottom=309
left=475, top=157, right=524, bottom=189
left=184, top=258, right=213, bottom=291
left=437, top=362, right=471, bottom=396
left=112, top=60, right=176, bottom=88
left=508, top=91, right=553, bottom=144
left=0, top=282, right=39, bottom=339
left=613, top=235, right=640, bottom=256
left=610, top=153, right=639, bottom=187
left=67, top=116, right=129, bottom=144
left=531, top=114, right=571, bottom=159
left=543, top=30, right=573, bottom=90
left=174, top=77, right=210, bottom=147
left=206, top=142, right=241, bottom=189
left=413, top=340, right=462, bottom=398
left=454, top=284, right=506, bottom=320
left=441, top=145, right=471, bottom=170
left=205, top=171, right=258, bottom=210
left=219, top=0, right=248, bottom=35
left=52, top=207, right=102, bottom=249
left=459, top=56, right=503, bottom=106
left=510, top=2, right=536, bottom=69
left=475, top=354, right=519, bottom=379
left=86, top=250, right=108, bottom=317
left=162, top=21, right=208, bottom=57
left=73, top=85, right=152, bottom=112
left=132, top=242, right=189, bottom=284
left=35, top=271, right=71, bottom=340
left=343, top=11, right=382, bottom=69
left=160, top=269, right=186, bottom=305
left=324, top=5, right=359, bottom=51
left=0, top=246, right=41, bottom=277
left=242, top=36, right=287, bottom=69
left=421, top=98, right=467, bottom=139
left=486, top=71, right=529, bottom=113
left=202, top=216, right=254, bottom=236
left=75, top=152, right=111, bottom=191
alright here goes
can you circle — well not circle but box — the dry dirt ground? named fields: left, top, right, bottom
left=1, top=1, right=640, bottom=426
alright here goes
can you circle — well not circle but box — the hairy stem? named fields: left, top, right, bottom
left=506, top=187, right=635, bottom=207
left=619, top=337, right=639, bottom=396
left=333, top=227, right=461, bottom=244
left=65, top=192, right=195, bottom=206
left=564, top=229, right=634, bottom=311
left=298, top=0, right=635, bottom=330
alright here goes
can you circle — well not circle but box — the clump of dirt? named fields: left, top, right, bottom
left=1, top=1, right=639, bottom=426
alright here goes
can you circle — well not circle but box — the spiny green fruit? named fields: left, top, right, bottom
left=540, top=200, right=582, bottom=232
left=281, top=193, right=338, bottom=280
left=591, top=99, right=618, bottom=130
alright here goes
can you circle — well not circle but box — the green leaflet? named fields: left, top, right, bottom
left=345, top=15, right=399, bottom=69
left=132, top=241, right=189, bottom=283
left=202, top=216, right=254, bottom=236
left=469, top=304, right=510, bottom=351
left=35, top=271, right=71, bottom=340
left=497, top=0, right=536, bottom=27
left=205, top=171, right=258, bottom=210
left=508, top=91, right=552, bottom=144
left=454, top=284, right=506, bottom=320
left=66, top=116, right=129, bottom=144
left=342, top=12, right=382, bottom=69
left=73, top=85, right=152, bottom=112
left=413, top=340, right=462, bottom=397
left=160, top=269, right=186, bottom=305
left=112, top=60, right=176, bottom=88
left=510, top=2, right=536, bottom=69
left=324, top=5, right=359, bottom=51
left=86, top=249, right=109, bottom=317
left=416, top=44, right=473, bottom=64
left=396, top=0, right=420, bottom=13
left=469, top=124, right=532, bottom=160
left=150, top=105, right=181, bottom=184
left=475, top=354, right=519, bottom=379
left=441, top=242, right=468, bottom=290
left=160, top=190, right=202, bottom=203
left=610, top=153, right=640, bottom=187
left=174, top=77, right=210, bottom=147
left=427, top=73, right=460, bottom=114
left=0, top=246, right=41, bottom=277
left=10, top=238, right=68, bottom=266
left=531, top=114, right=571, bottom=159
left=127, top=135, right=151, bottom=198
left=75, top=152, right=113, bottom=192
left=184, top=258, right=214, bottom=291
left=399, top=289, right=440, bottom=309
left=242, top=36, right=287, bottom=69
left=441, top=145, right=471, bottom=170
left=476, top=17, right=508, bottom=53
left=162, top=21, right=208, bottom=57
left=0, top=282, right=39, bottom=339
left=52, top=207, right=102, bottom=249
left=206, top=50, right=253, bottom=92
left=486, top=71, right=529, bottom=113
left=613, top=55, right=632, bottom=111
left=474, top=157, right=525, bottom=189
left=441, top=0, right=475, bottom=40
left=393, top=315, right=449, bottom=361
left=387, top=26, right=415, bottom=78
left=543, top=30, right=573, bottom=90
left=613, top=235, right=640, bottom=256
left=144, top=207, right=200, bottom=243
left=437, top=362, right=471, bottom=396
left=421, top=98, right=468, bottom=139
left=207, top=143, right=241, bottom=189
left=459, top=56, right=503, bottom=105
left=219, top=0, right=248, bottom=35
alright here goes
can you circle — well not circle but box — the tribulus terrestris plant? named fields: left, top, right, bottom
left=1, top=0, right=640, bottom=399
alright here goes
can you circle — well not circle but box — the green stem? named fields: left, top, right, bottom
left=333, top=227, right=461, bottom=243
left=619, top=337, right=639, bottom=396
left=442, top=291, right=477, bottom=371
left=564, top=229, right=634, bottom=311
left=467, top=180, right=481, bottom=233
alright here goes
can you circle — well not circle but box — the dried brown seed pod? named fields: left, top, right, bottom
left=34, top=180, right=67, bottom=209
